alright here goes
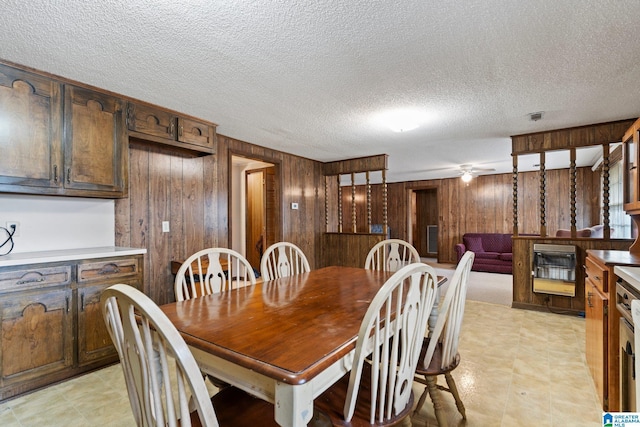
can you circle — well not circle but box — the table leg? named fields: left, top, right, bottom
left=274, top=381, right=314, bottom=427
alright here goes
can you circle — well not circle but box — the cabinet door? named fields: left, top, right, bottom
left=585, top=278, right=607, bottom=408
left=177, top=117, right=216, bottom=152
left=127, top=102, right=176, bottom=140
left=76, top=257, right=142, bottom=365
left=0, top=288, right=73, bottom=387
left=63, top=85, right=126, bottom=195
left=77, top=283, right=117, bottom=365
left=0, top=64, right=63, bottom=189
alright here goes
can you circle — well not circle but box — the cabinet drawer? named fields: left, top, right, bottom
left=0, top=266, right=72, bottom=293
left=77, top=258, right=140, bottom=283
left=585, top=256, right=608, bottom=293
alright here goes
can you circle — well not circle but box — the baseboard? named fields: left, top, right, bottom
left=512, top=301, right=584, bottom=317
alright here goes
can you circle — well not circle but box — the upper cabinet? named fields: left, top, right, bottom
left=623, top=117, right=640, bottom=214
left=0, top=62, right=127, bottom=198
left=127, top=102, right=216, bottom=155
left=0, top=59, right=217, bottom=199
left=0, top=64, right=63, bottom=190
left=63, top=85, right=127, bottom=196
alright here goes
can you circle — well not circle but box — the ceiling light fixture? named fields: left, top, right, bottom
left=378, top=109, right=426, bottom=132
left=461, top=171, right=473, bottom=183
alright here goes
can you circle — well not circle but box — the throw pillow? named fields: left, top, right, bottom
left=463, top=236, right=484, bottom=253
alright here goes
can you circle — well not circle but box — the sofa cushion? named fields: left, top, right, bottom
left=463, top=236, right=485, bottom=252
left=499, top=253, right=513, bottom=262
left=474, top=251, right=501, bottom=260
left=475, top=234, right=501, bottom=252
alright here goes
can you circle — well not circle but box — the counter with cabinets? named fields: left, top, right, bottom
left=585, top=249, right=640, bottom=411
left=0, top=247, right=145, bottom=401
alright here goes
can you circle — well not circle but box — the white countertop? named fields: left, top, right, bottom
left=614, top=266, right=640, bottom=293
left=0, top=246, right=147, bottom=267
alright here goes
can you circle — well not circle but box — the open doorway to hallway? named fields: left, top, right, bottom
left=410, top=188, right=439, bottom=258
left=230, top=155, right=280, bottom=271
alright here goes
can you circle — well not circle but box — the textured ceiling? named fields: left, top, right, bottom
left=2, top=0, right=640, bottom=182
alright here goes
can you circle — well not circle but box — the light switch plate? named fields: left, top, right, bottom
left=162, top=221, right=170, bottom=232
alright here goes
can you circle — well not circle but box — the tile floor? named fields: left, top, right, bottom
left=0, top=300, right=602, bottom=426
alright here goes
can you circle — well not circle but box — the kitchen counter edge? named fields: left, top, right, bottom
left=0, top=246, right=147, bottom=267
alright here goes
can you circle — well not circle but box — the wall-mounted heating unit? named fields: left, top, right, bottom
left=426, top=225, right=438, bottom=254
left=532, top=243, right=577, bottom=297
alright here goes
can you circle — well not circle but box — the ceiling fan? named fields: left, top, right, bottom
left=458, top=164, right=496, bottom=182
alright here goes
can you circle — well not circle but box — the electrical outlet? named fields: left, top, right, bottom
left=291, top=202, right=299, bottom=210
left=6, top=221, right=20, bottom=237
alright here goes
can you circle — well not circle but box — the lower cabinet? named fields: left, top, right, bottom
left=0, top=286, right=74, bottom=393
left=584, top=250, right=640, bottom=412
left=584, top=276, right=607, bottom=406
left=0, top=254, right=143, bottom=400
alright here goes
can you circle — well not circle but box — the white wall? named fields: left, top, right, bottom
left=0, top=194, right=114, bottom=254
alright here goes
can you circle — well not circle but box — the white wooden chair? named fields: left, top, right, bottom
left=260, top=242, right=311, bottom=281
left=413, top=250, right=475, bottom=425
left=174, top=248, right=257, bottom=302
left=314, top=263, right=439, bottom=425
left=364, top=239, right=421, bottom=272
left=101, top=284, right=281, bottom=427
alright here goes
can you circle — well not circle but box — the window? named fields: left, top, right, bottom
left=606, top=160, right=632, bottom=238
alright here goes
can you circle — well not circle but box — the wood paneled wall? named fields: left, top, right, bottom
left=335, top=166, right=601, bottom=264
left=116, top=136, right=325, bottom=305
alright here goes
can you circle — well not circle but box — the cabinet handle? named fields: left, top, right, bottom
left=16, top=277, right=45, bottom=285
left=179, top=125, right=183, bottom=137
left=170, top=123, right=175, bottom=136
left=98, top=263, right=121, bottom=275
left=66, top=168, right=71, bottom=184
left=66, top=296, right=70, bottom=313
left=587, top=291, right=593, bottom=307
left=54, top=165, right=58, bottom=183
left=81, top=294, right=85, bottom=311
left=593, top=275, right=601, bottom=281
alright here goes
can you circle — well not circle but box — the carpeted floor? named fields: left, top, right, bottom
left=422, top=257, right=513, bottom=306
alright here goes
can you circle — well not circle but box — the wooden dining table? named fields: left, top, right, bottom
left=160, top=265, right=444, bottom=427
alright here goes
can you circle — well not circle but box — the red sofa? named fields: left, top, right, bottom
left=454, top=233, right=513, bottom=274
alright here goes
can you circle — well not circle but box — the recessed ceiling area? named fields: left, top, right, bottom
left=2, top=1, right=638, bottom=182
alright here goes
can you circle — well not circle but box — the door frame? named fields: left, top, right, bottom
left=228, top=151, right=282, bottom=260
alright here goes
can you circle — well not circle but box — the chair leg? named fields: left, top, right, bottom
left=413, top=378, right=430, bottom=417
left=444, top=372, right=466, bottom=419
left=426, top=375, right=447, bottom=427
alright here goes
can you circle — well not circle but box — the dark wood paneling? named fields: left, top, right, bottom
left=332, top=167, right=601, bottom=264
left=116, top=135, right=326, bottom=305
left=323, top=154, right=388, bottom=176
left=322, top=233, right=386, bottom=268
left=512, top=119, right=635, bottom=155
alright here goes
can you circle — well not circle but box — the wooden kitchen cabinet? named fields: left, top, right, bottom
left=584, top=271, right=607, bottom=407
left=76, top=257, right=142, bottom=366
left=127, top=101, right=216, bottom=154
left=0, top=254, right=143, bottom=401
left=623, top=117, right=640, bottom=212
left=0, top=63, right=63, bottom=190
left=584, top=250, right=640, bottom=411
left=63, top=85, right=127, bottom=197
left=0, top=61, right=127, bottom=198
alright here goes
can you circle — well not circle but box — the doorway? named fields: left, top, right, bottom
left=230, top=155, right=280, bottom=270
left=410, top=188, right=439, bottom=257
